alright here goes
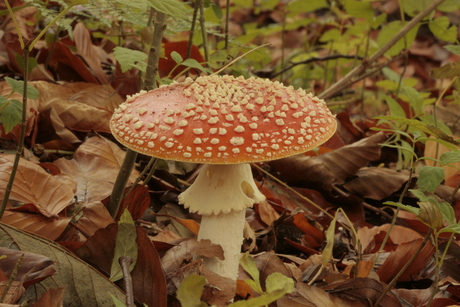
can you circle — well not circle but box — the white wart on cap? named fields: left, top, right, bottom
left=110, top=75, right=337, bottom=164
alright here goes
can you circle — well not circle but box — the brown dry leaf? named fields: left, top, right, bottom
left=129, top=226, right=168, bottom=307
left=0, top=280, right=24, bottom=304
left=0, top=210, right=71, bottom=240
left=255, top=200, right=280, bottom=226
left=201, top=266, right=236, bottom=306
left=0, top=247, right=56, bottom=287
left=322, top=278, right=402, bottom=307
left=74, top=223, right=117, bottom=275
left=161, top=238, right=224, bottom=275
left=74, top=23, right=108, bottom=84
left=116, top=185, right=151, bottom=220
left=1, top=7, right=36, bottom=41
left=377, top=239, right=435, bottom=283
left=277, top=282, right=363, bottom=307
left=71, top=201, right=114, bottom=237
left=31, top=287, right=65, bottom=307
left=358, top=224, right=423, bottom=254
left=54, top=136, right=140, bottom=203
left=269, top=132, right=386, bottom=187
left=343, top=167, right=410, bottom=199
left=253, top=251, right=292, bottom=283
left=0, top=154, right=76, bottom=217
left=392, top=288, right=434, bottom=307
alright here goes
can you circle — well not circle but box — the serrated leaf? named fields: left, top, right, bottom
left=176, top=274, right=208, bottom=307
left=440, top=151, right=460, bottom=165
left=418, top=201, right=443, bottom=228
left=0, top=98, right=22, bottom=134
left=417, top=166, right=444, bottom=193
left=5, top=77, right=40, bottom=99
left=146, top=0, right=188, bottom=19
left=432, top=62, right=460, bottom=79
left=343, top=0, right=374, bottom=19
left=429, top=17, right=457, bottom=43
left=170, top=51, right=183, bottom=64
left=110, top=210, right=138, bottom=282
left=377, top=21, right=420, bottom=56
left=113, top=47, right=148, bottom=73
left=374, top=116, right=460, bottom=147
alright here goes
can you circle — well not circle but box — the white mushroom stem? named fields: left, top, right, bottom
left=178, top=164, right=265, bottom=281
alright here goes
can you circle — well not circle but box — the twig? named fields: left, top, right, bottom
left=319, top=0, right=446, bottom=100
left=108, top=10, right=167, bottom=218
left=0, top=47, right=29, bottom=220
left=0, top=254, right=24, bottom=303
left=272, top=54, right=364, bottom=79
left=119, top=256, right=134, bottom=307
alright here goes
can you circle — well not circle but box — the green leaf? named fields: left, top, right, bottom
left=210, top=2, right=223, bottom=20
left=176, top=274, right=208, bottom=307
left=0, top=98, right=22, bottom=134
left=374, top=116, right=460, bottom=147
left=410, top=189, right=455, bottom=225
left=115, top=0, right=148, bottom=10
left=437, top=0, right=460, bottom=12
left=343, top=0, right=374, bottom=19
left=439, top=224, right=460, bottom=234
left=401, top=0, right=433, bottom=17
left=322, top=214, right=337, bottom=266
left=0, top=223, right=126, bottom=305
left=371, top=13, right=387, bottom=30
left=320, top=29, right=341, bottom=42
left=181, top=59, right=210, bottom=73
left=229, top=273, right=294, bottom=307
left=15, top=53, right=38, bottom=76
left=444, top=45, right=460, bottom=56
left=110, top=210, right=138, bottom=282
left=5, top=77, right=40, bottom=99
left=146, top=0, right=188, bottom=19
left=440, top=151, right=460, bottom=165
left=418, top=201, right=443, bottom=228
left=429, top=17, right=458, bottom=43
left=432, top=62, right=460, bottom=79
left=287, top=0, right=329, bottom=13
left=113, top=47, right=148, bottom=73
left=417, top=166, right=444, bottom=193
left=239, top=253, right=263, bottom=293
left=377, top=21, right=420, bottom=56
left=384, top=201, right=420, bottom=216
left=170, top=51, right=183, bottom=64
left=111, top=295, right=127, bottom=307
left=385, top=96, right=406, bottom=118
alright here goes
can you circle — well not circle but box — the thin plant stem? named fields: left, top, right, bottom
left=108, top=10, right=167, bottom=218
left=0, top=48, right=29, bottom=220
left=4, top=0, right=24, bottom=49
left=319, top=0, right=446, bottom=100
left=197, top=0, right=209, bottom=65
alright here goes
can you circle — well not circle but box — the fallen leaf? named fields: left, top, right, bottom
left=54, top=136, right=140, bottom=203
left=31, top=287, right=65, bottom=307
left=0, top=223, right=126, bottom=306
left=0, top=154, right=75, bottom=217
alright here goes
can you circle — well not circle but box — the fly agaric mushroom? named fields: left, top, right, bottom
left=110, top=75, right=336, bottom=281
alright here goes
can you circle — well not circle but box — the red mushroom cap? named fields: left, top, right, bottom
left=110, top=75, right=336, bottom=164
